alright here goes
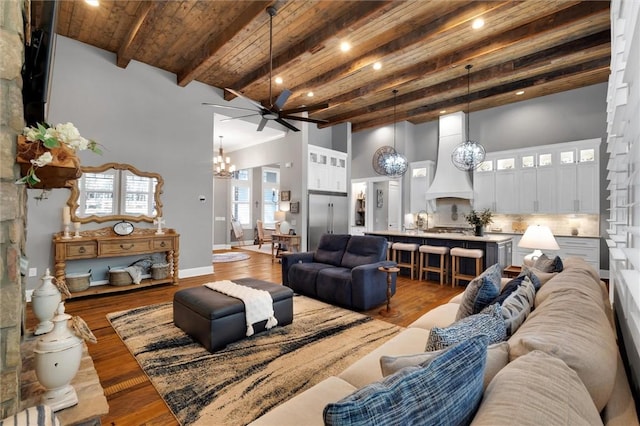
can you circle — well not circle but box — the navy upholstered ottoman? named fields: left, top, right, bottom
left=173, top=278, right=294, bottom=352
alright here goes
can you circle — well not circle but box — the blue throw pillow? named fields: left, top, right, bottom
left=323, top=335, right=489, bottom=426
left=426, top=304, right=507, bottom=351
left=492, top=275, right=527, bottom=305
left=455, top=263, right=502, bottom=320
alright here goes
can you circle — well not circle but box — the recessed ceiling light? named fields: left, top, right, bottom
left=440, top=110, right=447, bottom=114
left=307, top=92, right=314, bottom=97
left=275, top=77, right=283, bottom=85
left=373, top=62, right=382, bottom=70
left=340, top=42, right=351, bottom=52
left=472, top=18, right=484, bottom=29
left=85, top=0, right=99, bottom=6
left=515, top=90, right=525, bottom=95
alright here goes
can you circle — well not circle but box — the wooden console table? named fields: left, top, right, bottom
left=271, top=233, right=301, bottom=263
left=53, top=227, right=179, bottom=298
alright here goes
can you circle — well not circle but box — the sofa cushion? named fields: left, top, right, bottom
left=314, top=234, right=351, bottom=266
left=248, top=376, right=357, bottom=426
left=324, top=335, right=489, bottom=426
left=316, top=267, right=352, bottom=307
left=340, top=235, right=386, bottom=269
left=533, top=253, right=563, bottom=272
left=456, top=263, right=502, bottom=320
left=509, top=268, right=617, bottom=411
left=500, top=276, right=536, bottom=336
left=426, top=303, right=506, bottom=351
left=380, top=341, right=509, bottom=391
left=408, top=302, right=459, bottom=330
left=287, top=263, right=332, bottom=295
left=471, top=351, right=603, bottom=426
left=0, top=405, right=61, bottom=426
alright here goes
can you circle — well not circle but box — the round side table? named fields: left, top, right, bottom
left=378, top=266, right=400, bottom=318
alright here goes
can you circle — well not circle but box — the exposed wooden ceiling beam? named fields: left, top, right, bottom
left=351, top=58, right=610, bottom=132
left=224, top=1, right=395, bottom=101
left=323, top=29, right=611, bottom=126
left=116, top=1, right=154, bottom=69
left=177, top=1, right=274, bottom=87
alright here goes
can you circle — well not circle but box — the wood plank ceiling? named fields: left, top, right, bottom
left=43, top=0, right=611, bottom=133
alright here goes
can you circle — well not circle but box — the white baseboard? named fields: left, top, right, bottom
left=212, top=244, right=231, bottom=250
left=179, top=266, right=214, bottom=278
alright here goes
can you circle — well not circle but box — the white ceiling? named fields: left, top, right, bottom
left=212, top=113, right=286, bottom=153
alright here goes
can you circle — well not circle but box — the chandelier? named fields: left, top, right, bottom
left=213, top=136, right=236, bottom=179
left=381, top=89, right=408, bottom=177
left=451, top=64, right=486, bottom=171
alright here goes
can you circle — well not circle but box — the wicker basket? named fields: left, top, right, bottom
left=65, top=272, right=91, bottom=292
left=151, top=263, right=170, bottom=280
left=109, top=269, right=132, bottom=286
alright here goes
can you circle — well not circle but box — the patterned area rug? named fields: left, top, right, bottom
left=107, top=295, right=401, bottom=425
left=212, top=252, right=250, bottom=263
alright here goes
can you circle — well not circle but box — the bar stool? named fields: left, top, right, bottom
left=418, top=245, right=450, bottom=286
left=386, top=241, right=393, bottom=261
left=450, top=247, right=484, bottom=287
left=392, top=242, right=420, bottom=280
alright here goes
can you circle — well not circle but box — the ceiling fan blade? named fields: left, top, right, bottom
left=257, top=118, right=269, bottom=132
left=273, top=89, right=292, bottom=110
left=224, top=88, right=265, bottom=110
left=220, top=113, right=261, bottom=122
left=281, top=103, right=329, bottom=114
left=275, top=118, right=300, bottom=132
left=281, top=115, right=328, bottom=124
left=201, top=103, right=257, bottom=113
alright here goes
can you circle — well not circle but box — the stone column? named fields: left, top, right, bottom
left=0, top=0, right=27, bottom=418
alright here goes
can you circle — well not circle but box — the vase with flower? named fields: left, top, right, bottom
left=16, top=122, right=102, bottom=189
left=465, top=208, right=493, bottom=236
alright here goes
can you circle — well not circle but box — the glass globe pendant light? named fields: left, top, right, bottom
left=451, top=64, right=486, bottom=171
left=381, top=89, right=408, bottom=177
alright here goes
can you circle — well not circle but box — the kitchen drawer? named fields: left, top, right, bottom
left=99, top=239, right=152, bottom=256
left=153, top=238, right=174, bottom=250
left=557, top=237, right=599, bottom=266
left=65, top=242, right=97, bottom=259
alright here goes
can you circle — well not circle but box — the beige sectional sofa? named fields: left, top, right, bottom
left=251, top=257, right=639, bottom=425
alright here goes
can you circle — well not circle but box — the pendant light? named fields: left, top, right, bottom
left=213, top=136, right=236, bottom=179
left=381, top=89, right=408, bottom=177
left=451, top=64, right=486, bottom=171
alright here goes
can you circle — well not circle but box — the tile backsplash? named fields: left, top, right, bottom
left=488, top=214, right=600, bottom=237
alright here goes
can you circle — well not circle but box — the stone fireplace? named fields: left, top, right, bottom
left=0, top=0, right=27, bottom=418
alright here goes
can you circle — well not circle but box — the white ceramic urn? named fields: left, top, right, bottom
left=31, top=268, right=61, bottom=335
left=34, top=302, right=82, bottom=411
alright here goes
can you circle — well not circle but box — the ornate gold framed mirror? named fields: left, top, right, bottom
left=68, top=163, right=163, bottom=224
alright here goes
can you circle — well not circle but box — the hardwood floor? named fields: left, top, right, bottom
left=26, top=249, right=462, bottom=425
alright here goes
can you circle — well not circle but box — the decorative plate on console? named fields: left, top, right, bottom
left=113, top=220, right=134, bottom=236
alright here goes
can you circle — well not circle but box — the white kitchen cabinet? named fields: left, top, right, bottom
left=474, top=153, right=521, bottom=213
left=308, top=145, right=347, bottom=192
left=511, top=234, right=599, bottom=271
left=494, top=169, right=518, bottom=213
left=556, top=140, right=600, bottom=214
left=409, top=160, right=435, bottom=213
left=473, top=159, right=495, bottom=211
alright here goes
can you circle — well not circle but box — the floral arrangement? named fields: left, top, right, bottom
left=465, top=208, right=494, bottom=227
left=17, top=122, right=102, bottom=186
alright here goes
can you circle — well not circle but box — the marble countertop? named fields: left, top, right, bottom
left=365, top=230, right=513, bottom=243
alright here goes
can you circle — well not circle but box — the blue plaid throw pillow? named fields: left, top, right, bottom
left=323, top=335, right=489, bottom=426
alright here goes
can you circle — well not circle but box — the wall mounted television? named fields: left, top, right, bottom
left=22, top=0, right=58, bottom=127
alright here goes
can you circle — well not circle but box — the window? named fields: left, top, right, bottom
left=231, top=169, right=251, bottom=227
left=79, top=170, right=157, bottom=217
left=262, top=168, right=280, bottom=226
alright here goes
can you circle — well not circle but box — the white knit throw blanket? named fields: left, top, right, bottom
left=204, top=280, right=278, bottom=336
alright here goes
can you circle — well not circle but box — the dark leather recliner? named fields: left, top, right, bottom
left=281, top=234, right=396, bottom=310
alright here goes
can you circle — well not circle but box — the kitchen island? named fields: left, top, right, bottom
left=365, top=230, right=513, bottom=277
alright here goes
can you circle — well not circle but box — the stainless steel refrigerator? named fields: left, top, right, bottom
left=308, top=190, right=349, bottom=251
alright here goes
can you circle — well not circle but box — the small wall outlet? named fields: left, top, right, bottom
left=28, top=267, right=37, bottom=277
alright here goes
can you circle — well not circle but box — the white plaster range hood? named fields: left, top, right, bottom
left=425, top=111, right=474, bottom=200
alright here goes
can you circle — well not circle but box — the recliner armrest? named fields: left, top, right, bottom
left=281, top=252, right=315, bottom=285
left=350, top=261, right=398, bottom=310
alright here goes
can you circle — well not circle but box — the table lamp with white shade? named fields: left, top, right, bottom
left=518, top=225, right=560, bottom=266
left=274, top=211, right=289, bottom=234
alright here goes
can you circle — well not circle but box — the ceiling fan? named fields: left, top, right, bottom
left=203, top=6, right=328, bottom=132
